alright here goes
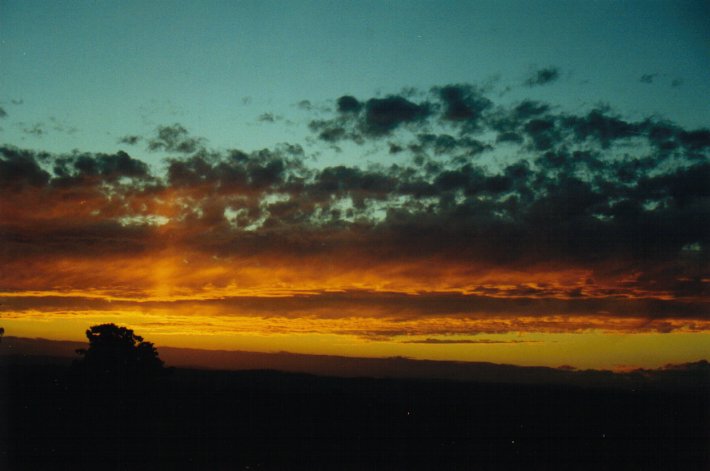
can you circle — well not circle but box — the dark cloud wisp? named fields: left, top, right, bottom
left=147, top=124, right=205, bottom=154
left=524, top=67, right=560, bottom=87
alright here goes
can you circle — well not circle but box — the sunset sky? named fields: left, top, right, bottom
left=1, top=0, right=708, bottom=369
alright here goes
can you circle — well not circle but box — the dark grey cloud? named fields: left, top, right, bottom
left=435, top=84, right=492, bottom=126
left=3, top=289, right=707, bottom=334
left=310, top=93, right=433, bottom=142
left=363, top=96, right=431, bottom=135
left=48, top=117, right=78, bottom=135
left=524, top=67, right=560, bottom=87
left=17, top=119, right=77, bottom=137
left=165, top=147, right=307, bottom=195
left=51, top=150, right=151, bottom=182
left=0, top=146, right=51, bottom=189
left=413, top=133, right=490, bottom=157
left=678, top=128, right=710, bottom=151
left=337, top=95, right=362, bottom=113
left=523, top=117, right=559, bottom=150
left=401, top=338, right=540, bottom=344
left=562, top=108, right=641, bottom=148
left=514, top=100, right=550, bottom=119
left=388, top=143, right=404, bottom=154
left=309, top=121, right=349, bottom=143
left=312, top=88, right=493, bottom=145
left=0, top=147, right=164, bottom=264
left=0, top=220, right=156, bottom=260
left=118, top=135, right=141, bottom=145
left=150, top=147, right=708, bottom=301
left=640, top=73, right=658, bottom=84
left=495, top=131, right=524, bottom=144
left=147, top=124, right=205, bottom=154
left=257, top=113, right=276, bottom=123
left=307, top=83, right=710, bottom=158
left=22, top=123, right=45, bottom=136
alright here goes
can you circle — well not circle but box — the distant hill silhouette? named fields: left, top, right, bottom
left=2, top=350, right=708, bottom=469
left=1, top=335, right=708, bottom=392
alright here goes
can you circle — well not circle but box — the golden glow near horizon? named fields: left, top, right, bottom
left=3, top=310, right=710, bottom=370
left=2, top=199, right=708, bottom=369
left=2, top=253, right=709, bottom=369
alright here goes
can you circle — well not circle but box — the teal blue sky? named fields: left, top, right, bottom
left=1, top=0, right=708, bottom=165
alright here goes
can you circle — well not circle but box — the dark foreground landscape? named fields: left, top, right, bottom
left=1, top=355, right=708, bottom=470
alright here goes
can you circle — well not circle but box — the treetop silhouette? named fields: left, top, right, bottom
left=74, top=323, right=165, bottom=382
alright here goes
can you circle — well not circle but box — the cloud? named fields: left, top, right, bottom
left=310, top=94, right=432, bottom=142
left=640, top=73, right=658, bottom=84
left=17, top=119, right=77, bottom=137
left=562, top=108, right=641, bottom=148
left=388, top=143, right=404, bottom=154
left=336, top=95, right=362, bottom=113
left=147, top=124, right=205, bottom=153
left=524, top=67, right=560, bottom=86
left=22, top=123, right=45, bottom=136
left=2, top=289, right=708, bottom=338
left=514, top=100, right=550, bottom=119
left=297, top=100, right=312, bottom=110
left=257, top=113, right=276, bottom=123
left=435, top=84, right=492, bottom=125
left=413, top=133, right=491, bottom=157
left=400, top=338, right=540, bottom=344
left=118, top=135, right=141, bottom=145
left=3, top=118, right=708, bottom=294
left=306, top=83, right=706, bottom=158
left=309, top=122, right=348, bottom=143
left=2, top=80, right=709, bottom=336
left=48, top=117, right=78, bottom=135
left=0, top=146, right=51, bottom=189
left=51, top=150, right=151, bottom=181
left=0, top=107, right=7, bottom=118
left=363, top=96, right=431, bottom=135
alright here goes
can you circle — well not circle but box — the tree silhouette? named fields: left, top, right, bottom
left=74, top=323, right=165, bottom=383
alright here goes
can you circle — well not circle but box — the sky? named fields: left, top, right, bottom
left=0, top=0, right=708, bottom=369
